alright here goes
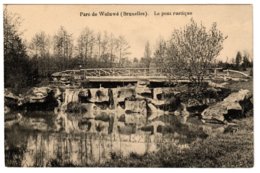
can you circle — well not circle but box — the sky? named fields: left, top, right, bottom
left=6, top=4, right=253, bottom=61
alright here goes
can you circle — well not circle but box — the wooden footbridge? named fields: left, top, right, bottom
left=51, top=68, right=251, bottom=84
left=51, top=68, right=170, bottom=83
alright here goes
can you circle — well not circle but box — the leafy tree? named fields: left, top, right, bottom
left=154, top=38, right=167, bottom=65
left=242, top=51, right=252, bottom=69
left=141, top=41, right=152, bottom=68
left=4, top=7, right=37, bottom=91
left=162, top=18, right=227, bottom=85
left=235, top=51, right=242, bottom=69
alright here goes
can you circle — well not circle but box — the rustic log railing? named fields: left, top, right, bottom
left=51, top=68, right=251, bottom=83
left=52, top=68, right=167, bottom=78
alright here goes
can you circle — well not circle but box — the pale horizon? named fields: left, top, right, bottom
left=6, top=4, right=253, bottom=62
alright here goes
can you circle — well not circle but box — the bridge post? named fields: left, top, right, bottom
left=214, top=68, right=217, bottom=77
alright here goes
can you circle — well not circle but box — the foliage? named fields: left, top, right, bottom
left=5, top=147, right=26, bottom=167
left=156, top=19, right=227, bottom=85
left=235, top=51, right=243, bottom=68
left=4, top=7, right=38, bottom=91
left=217, top=51, right=253, bottom=71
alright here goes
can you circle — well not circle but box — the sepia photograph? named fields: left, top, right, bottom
left=3, top=4, right=253, bottom=167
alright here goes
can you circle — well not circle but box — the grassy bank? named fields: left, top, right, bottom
left=99, top=117, right=253, bottom=168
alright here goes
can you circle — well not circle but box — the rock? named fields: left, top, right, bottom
left=53, top=87, right=62, bottom=99
left=153, top=88, right=164, bottom=100
left=153, top=87, right=179, bottom=100
left=208, top=81, right=228, bottom=88
left=4, top=89, right=21, bottom=108
left=25, top=87, right=52, bottom=103
left=114, top=87, right=135, bottom=102
left=202, top=89, right=253, bottom=123
left=79, top=89, right=91, bottom=97
left=78, top=89, right=91, bottom=102
left=186, top=98, right=208, bottom=113
left=136, top=87, right=151, bottom=95
left=125, top=100, right=147, bottom=114
left=89, top=88, right=109, bottom=103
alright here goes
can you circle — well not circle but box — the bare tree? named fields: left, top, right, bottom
left=108, top=33, right=116, bottom=67
left=29, top=31, right=50, bottom=57
left=142, top=41, right=152, bottom=68
left=53, top=26, right=73, bottom=70
left=116, top=35, right=131, bottom=66
left=77, top=27, right=95, bottom=67
left=96, top=32, right=102, bottom=60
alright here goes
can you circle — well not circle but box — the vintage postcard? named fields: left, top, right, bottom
left=4, top=4, right=253, bottom=167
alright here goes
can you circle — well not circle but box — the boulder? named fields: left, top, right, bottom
left=4, top=89, right=21, bottom=108
left=114, top=87, right=135, bottom=102
left=78, top=89, right=91, bottom=102
left=24, top=87, right=52, bottom=103
left=186, top=98, right=208, bottom=113
left=201, top=89, right=253, bottom=123
left=89, top=88, right=109, bottom=103
left=125, top=100, right=147, bottom=115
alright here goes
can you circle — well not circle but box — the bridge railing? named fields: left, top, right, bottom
left=52, top=67, right=250, bottom=82
left=53, top=68, right=166, bottom=78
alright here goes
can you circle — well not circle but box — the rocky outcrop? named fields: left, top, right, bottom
left=5, top=87, right=61, bottom=111
left=4, top=89, right=22, bottom=108
left=201, top=89, right=253, bottom=123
